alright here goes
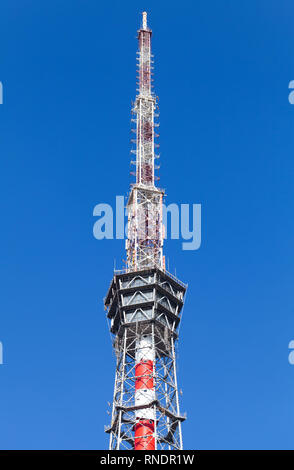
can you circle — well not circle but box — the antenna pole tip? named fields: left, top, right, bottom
left=142, top=11, right=147, bottom=29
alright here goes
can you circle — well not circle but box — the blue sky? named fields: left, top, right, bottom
left=0, top=0, right=294, bottom=450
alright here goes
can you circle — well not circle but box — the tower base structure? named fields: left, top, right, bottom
left=104, top=267, right=187, bottom=450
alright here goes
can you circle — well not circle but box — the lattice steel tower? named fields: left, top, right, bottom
left=104, top=12, right=187, bottom=450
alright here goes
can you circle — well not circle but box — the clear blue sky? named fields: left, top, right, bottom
left=0, top=0, right=294, bottom=450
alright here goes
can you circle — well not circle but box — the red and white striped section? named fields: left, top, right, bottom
left=134, top=335, right=155, bottom=450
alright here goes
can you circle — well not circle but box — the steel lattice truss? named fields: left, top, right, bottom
left=105, top=268, right=187, bottom=450
left=126, top=186, right=164, bottom=271
left=130, top=96, right=159, bottom=186
left=127, top=12, right=163, bottom=273
left=106, top=322, right=185, bottom=450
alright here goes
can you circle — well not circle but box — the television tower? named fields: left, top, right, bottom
left=104, top=12, right=187, bottom=450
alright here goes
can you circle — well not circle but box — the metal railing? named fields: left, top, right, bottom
left=114, top=265, right=187, bottom=289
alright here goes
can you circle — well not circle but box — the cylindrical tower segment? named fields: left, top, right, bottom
left=134, top=335, right=155, bottom=450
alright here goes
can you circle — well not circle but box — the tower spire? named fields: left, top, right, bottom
left=126, top=12, right=162, bottom=271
